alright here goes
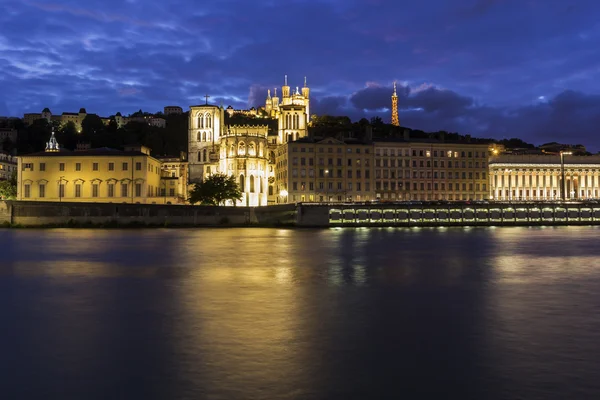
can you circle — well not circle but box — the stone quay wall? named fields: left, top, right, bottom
left=0, top=201, right=297, bottom=227
left=2, top=200, right=600, bottom=228
left=299, top=202, right=600, bottom=227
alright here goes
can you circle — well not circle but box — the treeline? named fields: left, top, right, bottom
left=3, top=113, right=188, bottom=157
left=308, top=115, right=537, bottom=149
left=1, top=111, right=542, bottom=156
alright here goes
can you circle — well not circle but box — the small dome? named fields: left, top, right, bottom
left=116, top=112, right=122, bottom=116
left=79, top=108, right=87, bottom=114
left=42, top=107, right=51, bottom=113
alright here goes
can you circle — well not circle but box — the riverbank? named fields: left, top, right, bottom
left=0, top=200, right=297, bottom=228
left=2, top=200, right=600, bottom=228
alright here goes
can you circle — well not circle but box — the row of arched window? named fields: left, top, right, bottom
left=197, top=113, right=212, bottom=129
left=284, top=113, right=301, bottom=129
left=197, top=131, right=212, bottom=142
left=198, top=149, right=208, bottom=163
left=239, top=174, right=264, bottom=193
left=227, top=142, right=263, bottom=157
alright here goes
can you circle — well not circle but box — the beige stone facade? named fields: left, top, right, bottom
left=489, top=154, right=600, bottom=201
left=16, top=134, right=183, bottom=204
left=275, top=137, right=375, bottom=203
left=374, top=140, right=496, bottom=201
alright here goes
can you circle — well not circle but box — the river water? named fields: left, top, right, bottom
left=1, top=227, right=600, bottom=399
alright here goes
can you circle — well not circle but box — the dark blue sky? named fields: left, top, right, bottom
left=1, top=0, right=600, bottom=148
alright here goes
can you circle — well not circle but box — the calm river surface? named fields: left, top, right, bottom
left=1, top=226, right=600, bottom=399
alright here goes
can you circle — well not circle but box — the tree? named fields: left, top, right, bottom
left=81, top=114, right=105, bottom=136
left=0, top=171, right=17, bottom=200
left=188, top=173, right=242, bottom=206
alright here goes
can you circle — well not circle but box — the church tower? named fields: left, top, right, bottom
left=281, top=75, right=291, bottom=105
left=301, top=77, right=310, bottom=120
left=188, top=101, right=224, bottom=182
left=391, top=82, right=399, bottom=127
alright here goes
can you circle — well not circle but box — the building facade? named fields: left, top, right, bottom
left=23, top=108, right=132, bottom=130
left=157, top=154, right=189, bottom=204
left=489, top=154, right=600, bottom=201
left=275, top=137, right=375, bottom=203
left=187, top=76, right=310, bottom=206
left=17, top=132, right=167, bottom=204
left=0, top=151, right=17, bottom=180
left=374, top=139, right=495, bottom=201
left=0, top=128, right=17, bottom=144
left=164, top=106, right=183, bottom=115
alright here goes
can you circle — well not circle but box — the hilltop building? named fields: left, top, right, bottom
left=164, top=106, right=183, bottom=115
left=188, top=76, right=310, bottom=206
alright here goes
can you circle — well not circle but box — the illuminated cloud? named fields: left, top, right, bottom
left=0, top=0, right=599, bottom=149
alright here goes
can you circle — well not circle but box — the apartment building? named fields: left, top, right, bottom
left=275, top=136, right=375, bottom=203
left=374, top=138, right=497, bottom=201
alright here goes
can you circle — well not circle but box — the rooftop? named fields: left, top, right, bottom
left=23, top=147, right=151, bottom=158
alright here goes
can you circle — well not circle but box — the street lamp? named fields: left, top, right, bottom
left=324, top=169, right=329, bottom=203
left=279, top=189, right=288, bottom=204
left=560, top=151, right=572, bottom=202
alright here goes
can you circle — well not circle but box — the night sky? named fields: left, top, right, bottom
left=2, top=0, right=599, bottom=148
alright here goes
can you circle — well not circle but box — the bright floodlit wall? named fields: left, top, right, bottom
left=489, top=154, right=600, bottom=201
left=17, top=148, right=164, bottom=203
left=374, top=141, right=496, bottom=201
left=218, top=126, right=270, bottom=207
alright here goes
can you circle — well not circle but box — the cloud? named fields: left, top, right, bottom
left=0, top=0, right=599, bottom=151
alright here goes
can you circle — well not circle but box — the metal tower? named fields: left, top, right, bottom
left=391, top=82, right=399, bottom=126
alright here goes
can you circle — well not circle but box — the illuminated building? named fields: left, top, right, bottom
left=275, top=137, right=375, bottom=203
left=17, top=131, right=187, bottom=204
left=374, top=133, right=496, bottom=201
left=391, top=82, right=399, bottom=127
left=0, top=151, right=17, bottom=180
left=157, top=154, right=189, bottom=203
left=187, top=76, right=310, bottom=206
left=489, top=154, right=600, bottom=201
left=22, top=108, right=128, bottom=131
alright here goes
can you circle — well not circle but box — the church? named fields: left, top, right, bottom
left=188, top=76, right=310, bottom=206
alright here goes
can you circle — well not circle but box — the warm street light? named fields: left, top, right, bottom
left=560, top=151, right=572, bottom=201
left=279, top=189, right=288, bottom=204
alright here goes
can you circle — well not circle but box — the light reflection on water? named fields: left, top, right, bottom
left=1, top=226, right=600, bottom=399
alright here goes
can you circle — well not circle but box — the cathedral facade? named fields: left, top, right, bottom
left=188, top=76, right=310, bottom=206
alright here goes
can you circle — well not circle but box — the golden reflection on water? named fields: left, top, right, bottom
left=171, top=229, right=312, bottom=394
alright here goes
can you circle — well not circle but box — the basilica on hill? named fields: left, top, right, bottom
left=188, top=75, right=310, bottom=206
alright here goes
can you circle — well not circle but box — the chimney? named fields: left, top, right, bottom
left=403, top=129, right=410, bottom=141
left=439, top=132, right=445, bottom=142
left=465, top=134, right=471, bottom=143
